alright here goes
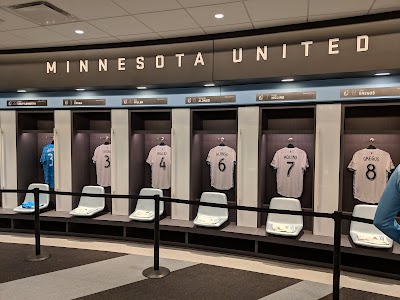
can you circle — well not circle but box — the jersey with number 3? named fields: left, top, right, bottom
left=147, top=145, right=171, bottom=189
left=271, top=147, right=309, bottom=198
left=40, top=143, right=54, bottom=188
left=348, top=149, right=394, bottom=204
left=92, top=144, right=111, bottom=187
left=207, top=146, right=236, bottom=190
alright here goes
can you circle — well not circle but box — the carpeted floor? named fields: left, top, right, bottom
left=0, top=242, right=124, bottom=283
left=321, top=288, right=400, bottom=300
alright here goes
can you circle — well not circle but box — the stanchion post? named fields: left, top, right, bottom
left=332, top=211, right=342, bottom=300
left=142, top=194, right=170, bottom=279
left=26, top=188, right=51, bottom=262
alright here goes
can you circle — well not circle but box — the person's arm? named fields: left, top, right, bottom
left=374, top=165, right=400, bottom=243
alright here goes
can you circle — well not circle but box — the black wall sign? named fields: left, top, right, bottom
left=0, top=19, right=399, bottom=91
left=340, top=87, right=400, bottom=98
left=63, top=99, right=106, bottom=106
left=185, top=95, right=236, bottom=104
left=122, top=97, right=168, bottom=105
left=257, top=91, right=316, bottom=101
left=7, top=100, right=47, bottom=106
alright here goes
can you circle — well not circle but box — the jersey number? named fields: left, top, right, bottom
left=287, top=162, right=294, bottom=177
left=366, top=164, right=376, bottom=180
left=159, top=157, right=166, bottom=169
left=104, top=155, right=110, bottom=168
left=218, top=158, right=226, bottom=172
left=48, top=153, right=54, bottom=167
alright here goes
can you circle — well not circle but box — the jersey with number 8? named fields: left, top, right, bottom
left=348, top=149, right=394, bottom=203
left=147, top=145, right=171, bottom=189
left=207, top=146, right=236, bottom=190
left=271, top=147, right=309, bottom=198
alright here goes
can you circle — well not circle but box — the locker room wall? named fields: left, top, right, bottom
left=0, top=111, right=18, bottom=208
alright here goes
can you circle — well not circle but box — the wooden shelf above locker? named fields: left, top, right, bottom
left=193, top=130, right=237, bottom=135
left=75, top=130, right=111, bottom=134
left=262, top=130, right=314, bottom=134
left=131, top=129, right=171, bottom=134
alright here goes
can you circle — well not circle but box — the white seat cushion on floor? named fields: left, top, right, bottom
left=13, top=183, right=50, bottom=213
left=129, top=188, right=164, bottom=221
left=266, top=197, right=303, bottom=237
left=70, top=186, right=105, bottom=217
left=193, top=192, right=229, bottom=228
left=350, top=204, right=393, bottom=248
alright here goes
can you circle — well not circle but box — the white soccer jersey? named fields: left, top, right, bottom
left=146, top=145, right=171, bottom=189
left=348, top=149, right=394, bottom=204
left=271, top=147, right=309, bottom=198
left=207, top=146, right=236, bottom=190
left=92, top=144, right=111, bottom=187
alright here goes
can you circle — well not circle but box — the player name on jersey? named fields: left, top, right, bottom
left=185, top=95, right=236, bottom=104
left=63, top=99, right=106, bottom=106
left=341, top=87, right=400, bottom=98
left=7, top=100, right=47, bottom=106
left=256, top=91, right=316, bottom=101
left=122, top=97, right=168, bottom=105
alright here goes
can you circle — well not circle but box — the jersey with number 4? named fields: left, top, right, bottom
left=207, top=146, right=236, bottom=190
left=92, top=144, right=111, bottom=187
left=271, top=147, right=309, bottom=198
left=40, top=143, right=54, bottom=188
left=348, top=149, right=394, bottom=204
left=147, top=145, right=171, bottom=189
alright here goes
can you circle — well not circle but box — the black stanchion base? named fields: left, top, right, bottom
left=25, top=252, right=51, bottom=262
left=142, top=267, right=170, bottom=279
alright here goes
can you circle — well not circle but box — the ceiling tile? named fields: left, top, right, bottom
left=369, top=7, right=400, bottom=14
left=309, top=0, right=374, bottom=15
left=47, top=22, right=110, bottom=40
left=308, top=11, right=368, bottom=22
left=89, top=16, right=153, bottom=36
left=244, top=0, right=308, bottom=22
left=113, top=0, right=182, bottom=14
left=79, top=36, right=121, bottom=44
left=253, top=17, right=307, bottom=29
left=41, top=40, right=83, bottom=48
left=187, top=2, right=250, bottom=27
left=202, top=22, right=253, bottom=34
left=117, top=33, right=161, bottom=42
left=178, top=0, right=239, bottom=8
left=135, top=9, right=199, bottom=31
left=47, top=0, right=129, bottom=20
left=0, top=31, right=29, bottom=47
left=11, top=27, right=71, bottom=44
left=372, top=0, right=400, bottom=10
left=0, top=9, right=39, bottom=31
left=158, top=28, right=205, bottom=38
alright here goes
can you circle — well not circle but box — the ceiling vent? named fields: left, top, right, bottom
left=8, top=1, right=78, bottom=25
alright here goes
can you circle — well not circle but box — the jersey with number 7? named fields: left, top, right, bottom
left=207, top=146, right=236, bottom=190
left=271, top=147, right=309, bottom=198
left=348, top=149, right=394, bottom=204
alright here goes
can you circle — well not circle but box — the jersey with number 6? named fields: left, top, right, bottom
left=207, top=146, right=236, bottom=190
left=40, top=143, right=54, bottom=188
left=92, top=144, right=111, bottom=187
left=147, top=145, right=171, bottom=189
left=348, top=149, right=394, bottom=204
left=271, top=147, right=309, bottom=198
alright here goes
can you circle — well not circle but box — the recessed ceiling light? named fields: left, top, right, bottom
left=204, top=83, right=215, bottom=87
left=75, top=29, right=84, bottom=34
left=374, top=72, right=391, bottom=76
left=17, top=89, right=26, bottom=93
left=75, top=88, right=85, bottom=91
left=215, top=13, right=224, bottom=19
left=137, top=86, right=147, bottom=90
left=281, top=78, right=294, bottom=82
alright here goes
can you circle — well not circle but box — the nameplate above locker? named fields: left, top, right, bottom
left=185, top=95, right=236, bottom=104
left=7, top=100, right=47, bottom=106
left=340, top=86, right=400, bottom=98
left=63, top=99, right=106, bottom=106
left=256, top=91, right=317, bottom=101
left=122, top=97, right=168, bottom=105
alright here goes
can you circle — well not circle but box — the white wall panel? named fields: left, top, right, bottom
left=54, top=110, right=72, bottom=211
left=314, top=104, right=342, bottom=237
left=0, top=111, right=17, bottom=208
left=111, top=109, right=130, bottom=215
left=171, top=108, right=190, bottom=220
left=237, top=106, right=259, bottom=227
